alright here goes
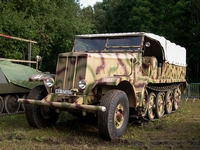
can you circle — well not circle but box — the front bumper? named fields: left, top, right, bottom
left=18, top=97, right=106, bottom=112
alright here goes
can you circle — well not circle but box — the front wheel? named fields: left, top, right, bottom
left=24, top=85, right=59, bottom=128
left=98, top=90, right=129, bottom=140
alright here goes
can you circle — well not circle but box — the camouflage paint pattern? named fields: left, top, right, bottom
left=18, top=33, right=187, bottom=117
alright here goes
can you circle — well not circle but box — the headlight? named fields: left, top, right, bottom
left=45, top=78, right=54, bottom=88
left=79, top=79, right=87, bottom=90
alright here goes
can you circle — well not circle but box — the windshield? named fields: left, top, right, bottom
left=74, top=38, right=106, bottom=51
left=74, top=36, right=142, bottom=51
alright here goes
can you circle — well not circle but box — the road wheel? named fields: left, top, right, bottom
left=165, top=90, right=173, bottom=114
left=141, top=90, right=148, bottom=117
left=0, top=96, right=4, bottom=114
left=147, top=92, right=156, bottom=121
left=4, top=94, right=20, bottom=113
left=98, top=90, right=129, bottom=140
left=25, top=85, right=59, bottom=128
left=155, top=92, right=165, bottom=118
left=173, top=87, right=182, bottom=110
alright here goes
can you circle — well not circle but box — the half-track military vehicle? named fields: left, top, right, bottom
left=0, top=34, right=42, bottom=116
left=0, top=57, right=42, bottom=115
left=18, top=32, right=187, bottom=140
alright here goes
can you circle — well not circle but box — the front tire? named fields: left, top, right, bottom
left=25, top=85, right=59, bottom=128
left=98, top=90, right=129, bottom=140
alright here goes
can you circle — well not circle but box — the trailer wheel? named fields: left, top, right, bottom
left=25, top=85, right=59, bottom=128
left=155, top=92, right=165, bottom=118
left=98, top=90, right=129, bottom=140
left=165, top=90, right=173, bottom=114
left=173, top=87, right=182, bottom=110
left=0, top=96, right=4, bottom=114
left=147, top=92, right=156, bottom=121
left=4, top=94, right=20, bottom=113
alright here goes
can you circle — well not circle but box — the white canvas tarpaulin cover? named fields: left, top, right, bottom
left=145, top=33, right=186, bottom=67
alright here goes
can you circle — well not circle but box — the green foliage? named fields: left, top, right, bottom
left=0, top=0, right=200, bottom=80
left=0, top=0, right=94, bottom=72
left=93, top=2, right=107, bottom=33
left=128, top=0, right=154, bottom=32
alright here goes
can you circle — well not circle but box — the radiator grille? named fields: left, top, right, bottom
left=55, top=56, right=87, bottom=90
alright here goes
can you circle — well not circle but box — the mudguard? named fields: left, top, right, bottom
left=29, top=73, right=55, bottom=82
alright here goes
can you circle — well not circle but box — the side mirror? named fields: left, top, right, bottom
left=36, top=55, right=42, bottom=70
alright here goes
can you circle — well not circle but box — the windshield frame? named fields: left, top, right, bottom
left=73, top=36, right=143, bottom=52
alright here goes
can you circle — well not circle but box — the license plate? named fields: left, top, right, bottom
left=55, top=89, right=72, bottom=95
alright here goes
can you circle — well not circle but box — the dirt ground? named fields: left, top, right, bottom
left=0, top=99, right=200, bottom=150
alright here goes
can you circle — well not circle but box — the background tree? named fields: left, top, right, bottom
left=0, top=0, right=94, bottom=73
left=93, top=2, right=107, bottom=33
left=0, top=0, right=200, bottom=82
left=93, top=0, right=200, bottom=82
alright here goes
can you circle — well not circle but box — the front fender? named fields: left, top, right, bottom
left=84, top=76, right=132, bottom=95
left=29, top=73, right=55, bottom=82
left=96, top=76, right=132, bottom=86
left=29, top=73, right=55, bottom=93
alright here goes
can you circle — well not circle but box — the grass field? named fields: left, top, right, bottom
left=0, top=99, right=200, bottom=150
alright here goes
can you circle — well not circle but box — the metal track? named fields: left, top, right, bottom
left=146, top=83, right=182, bottom=92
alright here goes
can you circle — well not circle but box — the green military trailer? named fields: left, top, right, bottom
left=18, top=32, right=187, bottom=140
left=0, top=34, right=43, bottom=116
left=0, top=57, right=42, bottom=115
